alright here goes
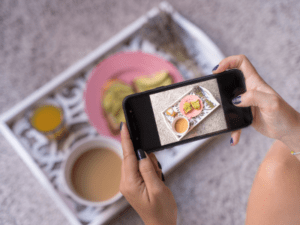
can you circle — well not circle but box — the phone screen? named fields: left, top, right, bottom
left=149, top=78, right=227, bottom=146
left=123, top=69, right=252, bottom=152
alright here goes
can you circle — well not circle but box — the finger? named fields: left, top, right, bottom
left=212, top=54, right=257, bottom=76
left=232, top=90, right=274, bottom=109
left=212, top=55, right=261, bottom=80
left=138, top=150, right=164, bottom=190
left=148, top=153, right=160, bottom=171
left=121, top=123, right=139, bottom=182
left=120, top=160, right=125, bottom=189
left=148, top=153, right=162, bottom=178
left=230, top=129, right=242, bottom=146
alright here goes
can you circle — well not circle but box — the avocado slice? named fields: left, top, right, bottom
left=191, top=100, right=200, bottom=110
left=135, top=71, right=171, bottom=91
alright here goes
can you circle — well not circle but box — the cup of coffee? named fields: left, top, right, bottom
left=61, top=136, right=123, bottom=207
left=172, top=116, right=190, bottom=135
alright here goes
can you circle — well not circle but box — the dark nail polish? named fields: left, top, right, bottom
left=212, top=64, right=219, bottom=71
left=120, top=122, right=123, bottom=131
left=232, top=95, right=241, bottom=105
left=161, top=173, right=165, bottom=182
left=230, top=138, right=234, bottom=145
left=136, top=149, right=146, bottom=160
left=157, top=161, right=162, bottom=169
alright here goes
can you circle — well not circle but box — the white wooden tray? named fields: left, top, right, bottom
left=0, top=2, right=224, bottom=225
left=162, top=86, right=220, bottom=140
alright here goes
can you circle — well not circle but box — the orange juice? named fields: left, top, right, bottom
left=31, top=105, right=62, bottom=132
left=31, top=105, right=68, bottom=140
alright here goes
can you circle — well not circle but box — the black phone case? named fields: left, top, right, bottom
left=123, top=69, right=253, bottom=153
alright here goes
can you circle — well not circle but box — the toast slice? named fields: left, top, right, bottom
left=102, top=79, right=134, bottom=135
left=191, top=100, right=201, bottom=110
left=183, top=102, right=193, bottom=114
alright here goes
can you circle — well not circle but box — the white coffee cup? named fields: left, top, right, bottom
left=172, top=116, right=190, bottom=135
left=61, top=136, right=123, bottom=207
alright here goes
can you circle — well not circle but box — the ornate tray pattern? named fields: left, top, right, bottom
left=0, top=2, right=225, bottom=225
left=162, top=86, right=220, bottom=140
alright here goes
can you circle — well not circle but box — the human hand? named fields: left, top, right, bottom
left=212, top=55, right=300, bottom=149
left=119, top=123, right=177, bottom=225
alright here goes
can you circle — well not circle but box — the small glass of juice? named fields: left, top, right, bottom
left=30, top=102, right=69, bottom=140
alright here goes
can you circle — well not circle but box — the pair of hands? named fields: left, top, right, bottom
left=119, top=55, right=300, bottom=225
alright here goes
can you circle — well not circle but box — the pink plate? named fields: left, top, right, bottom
left=179, top=95, right=203, bottom=120
left=84, top=51, right=184, bottom=142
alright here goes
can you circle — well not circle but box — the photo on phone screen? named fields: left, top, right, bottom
left=149, top=78, right=227, bottom=146
left=123, top=69, right=252, bottom=152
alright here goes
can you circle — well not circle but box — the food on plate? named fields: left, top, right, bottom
left=175, top=118, right=189, bottom=133
left=166, top=108, right=177, bottom=117
left=134, top=70, right=173, bottom=92
left=183, top=102, right=193, bottom=114
left=102, top=79, right=134, bottom=134
left=191, top=99, right=201, bottom=110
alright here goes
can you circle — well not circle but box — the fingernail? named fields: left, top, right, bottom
left=136, top=149, right=146, bottom=160
left=157, top=161, right=162, bottom=169
left=120, top=122, right=123, bottom=131
left=161, top=173, right=165, bottom=182
left=232, top=95, right=241, bottom=105
left=230, top=138, right=234, bottom=145
left=212, top=64, right=219, bottom=71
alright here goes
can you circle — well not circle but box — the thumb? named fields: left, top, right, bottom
left=137, top=149, right=163, bottom=191
left=232, top=90, right=274, bottom=109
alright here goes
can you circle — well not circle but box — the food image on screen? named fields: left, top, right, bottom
left=150, top=79, right=227, bottom=146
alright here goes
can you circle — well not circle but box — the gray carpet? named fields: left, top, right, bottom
left=1, top=0, right=300, bottom=224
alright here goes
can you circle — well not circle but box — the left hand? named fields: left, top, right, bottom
left=119, top=123, right=177, bottom=225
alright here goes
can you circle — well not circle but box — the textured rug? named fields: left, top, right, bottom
left=1, top=0, right=299, bottom=224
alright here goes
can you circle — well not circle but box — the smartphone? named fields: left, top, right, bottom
left=123, top=69, right=253, bottom=153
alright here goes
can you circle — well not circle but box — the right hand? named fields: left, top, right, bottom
left=212, top=55, right=300, bottom=148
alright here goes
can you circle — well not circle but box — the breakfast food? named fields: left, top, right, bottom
left=31, top=105, right=62, bottom=132
left=71, top=147, right=122, bottom=201
left=30, top=104, right=69, bottom=140
left=175, top=118, right=189, bottom=133
left=183, top=102, right=193, bottom=114
left=191, top=100, right=201, bottom=110
left=134, top=70, right=173, bottom=92
left=102, top=70, right=174, bottom=135
left=166, top=108, right=177, bottom=117
left=102, top=79, right=134, bottom=134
